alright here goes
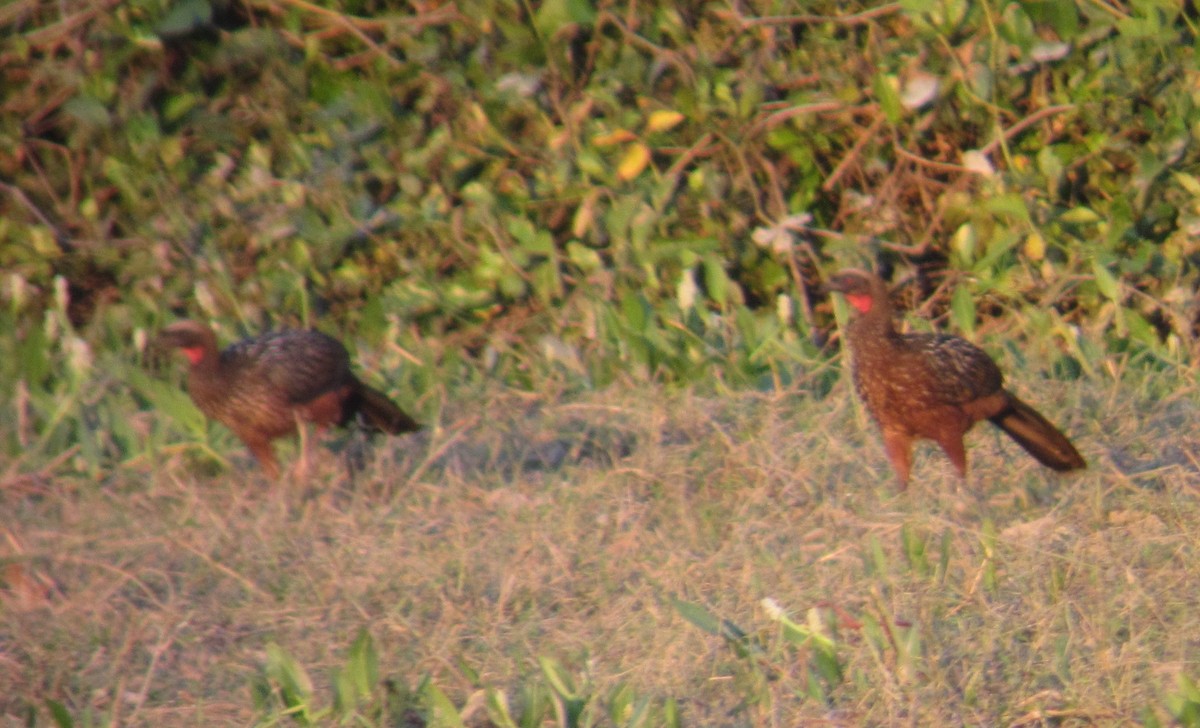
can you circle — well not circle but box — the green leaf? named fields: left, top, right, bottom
left=899, top=0, right=936, bottom=14
left=983, top=194, right=1031, bottom=223
left=62, top=95, right=112, bottom=128
left=344, top=629, right=378, bottom=699
left=1023, top=0, right=1080, bottom=39
left=127, top=367, right=208, bottom=437
left=1166, top=674, right=1200, bottom=723
left=608, top=682, right=633, bottom=724
left=901, top=523, right=929, bottom=576
left=484, top=688, right=520, bottom=728
left=980, top=518, right=999, bottom=593
left=951, top=284, right=976, bottom=335
left=813, top=642, right=844, bottom=684
left=620, top=292, right=649, bottom=333
left=535, top=0, right=596, bottom=37
left=15, top=320, right=50, bottom=386
left=531, top=259, right=564, bottom=304
left=566, top=241, right=603, bottom=273
left=1037, top=147, right=1064, bottom=189
left=703, top=255, right=732, bottom=306
left=358, top=295, right=388, bottom=344
left=156, top=0, right=213, bottom=37
left=1125, top=310, right=1162, bottom=351
left=873, top=73, right=903, bottom=124
left=265, top=643, right=314, bottom=718
left=867, top=534, right=889, bottom=576
left=999, top=3, right=1035, bottom=51
left=671, top=598, right=722, bottom=635
left=332, top=667, right=356, bottom=716
left=538, top=656, right=578, bottom=700
left=162, top=92, right=200, bottom=122
left=662, top=697, right=681, bottom=728
left=778, top=617, right=811, bottom=646
left=421, top=681, right=466, bottom=728
left=938, top=529, right=953, bottom=583
left=45, top=700, right=73, bottom=728
left=1092, top=260, right=1121, bottom=301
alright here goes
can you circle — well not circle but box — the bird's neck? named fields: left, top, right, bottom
left=846, top=291, right=905, bottom=355
left=185, top=344, right=220, bottom=372
left=186, top=348, right=226, bottom=408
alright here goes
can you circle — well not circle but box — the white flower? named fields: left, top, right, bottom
left=761, top=597, right=786, bottom=620
left=677, top=268, right=699, bottom=310
left=752, top=213, right=812, bottom=256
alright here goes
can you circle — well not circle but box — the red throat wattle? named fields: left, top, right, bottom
left=845, top=293, right=874, bottom=314
left=181, top=346, right=206, bottom=365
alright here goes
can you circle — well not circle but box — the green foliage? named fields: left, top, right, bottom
left=249, top=631, right=678, bottom=728
left=251, top=633, right=406, bottom=726
left=673, top=596, right=845, bottom=717
left=1166, top=674, right=1200, bottom=727
left=5, top=0, right=1200, bottom=408
left=332, top=629, right=380, bottom=716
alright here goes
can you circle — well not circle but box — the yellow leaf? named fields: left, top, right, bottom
left=646, top=109, right=684, bottom=133
left=1023, top=231, right=1045, bottom=261
left=950, top=222, right=976, bottom=263
left=1060, top=206, right=1100, bottom=225
left=572, top=190, right=599, bottom=237
left=592, top=129, right=637, bottom=146
left=1172, top=170, right=1200, bottom=197
left=617, top=143, right=651, bottom=181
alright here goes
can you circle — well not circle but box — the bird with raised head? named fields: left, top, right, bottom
left=823, top=269, right=1085, bottom=488
left=158, top=320, right=420, bottom=478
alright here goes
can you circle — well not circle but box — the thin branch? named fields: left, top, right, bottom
left=893, top=144, right=971, bottom=175
left=979, top=104, right=1075, bottom=157
left=261, top=0, right=457, bottom=31
left=599, top=12, right=696, bottom=84
left=279, top=0, right=402, bottom=69
left=758, top=101, right=847, bottom=130
left=663, top=132, right=717, bottom=181
left=656, top=132, right=718, bottom=211
left=736, top=3, right=903, bottom=27
left=253, top=0, right=460, bottom=69
left=823, top=112, right=886, bottom=192
left=0, top=181, right=64, bottom=241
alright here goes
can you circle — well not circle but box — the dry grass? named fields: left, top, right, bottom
left=3, top=366, right=1200, bottom=726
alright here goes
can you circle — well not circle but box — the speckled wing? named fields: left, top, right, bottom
left=222, top=330, right=352, bottom=405
left=904, top=333, right=1004, bottom=404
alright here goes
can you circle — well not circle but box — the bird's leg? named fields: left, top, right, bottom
left=294, top=412, right=311, bottom=482
left=936, top=435, right=968, bottom=480
left=881, top=428, right=914, bottom=490
left=246, top=439, right=281, bottom=480
left=934, top=431, right=986, bottom=513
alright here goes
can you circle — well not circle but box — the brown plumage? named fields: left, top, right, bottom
left=158, top=320, right=420, bottom=478
left=824, top=269, right=1085, bottom=488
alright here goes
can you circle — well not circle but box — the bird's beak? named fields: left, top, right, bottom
left=821, top=279, right=846, bottom=295
left=154, top=330, right=182, bottom=350
left=155, top=327, right=196, bottom=353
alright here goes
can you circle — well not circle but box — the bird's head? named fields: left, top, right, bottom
left=823, top=269, right=885, bottom=314
left=157, top=321, right=218, bottom=366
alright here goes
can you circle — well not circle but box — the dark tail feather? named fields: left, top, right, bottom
left=349, top=380, right=421, bottom=434
left=990, top=394, right=1085, bottom=471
